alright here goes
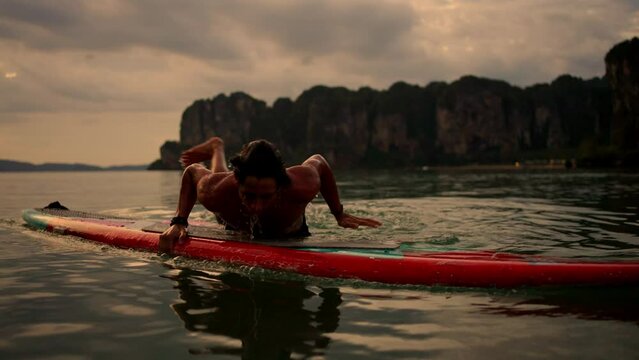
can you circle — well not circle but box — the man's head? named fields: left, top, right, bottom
left=230, top=140, right=291, bottom=214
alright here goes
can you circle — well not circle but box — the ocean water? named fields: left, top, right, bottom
left=1, top=169, right=638, bottom=359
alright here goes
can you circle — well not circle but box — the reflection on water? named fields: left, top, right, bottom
left=475, top=287, right=639, bottom=325
left=164, top=267, right=341, bottom=359
left=2, top=169, right=639, bottom=359
left=154, top=261, right=639, bottom=359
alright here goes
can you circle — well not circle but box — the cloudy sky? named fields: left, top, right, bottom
left=1, top=0, right=637, bottom=166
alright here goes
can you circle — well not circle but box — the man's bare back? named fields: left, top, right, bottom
left=159, top=137, right=381, bottom=253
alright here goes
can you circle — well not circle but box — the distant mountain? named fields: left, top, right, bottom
left=0, top=160, right=148, bottom=172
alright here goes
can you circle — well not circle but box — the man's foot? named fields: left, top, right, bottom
left=180, top=137, right=224, bottom=167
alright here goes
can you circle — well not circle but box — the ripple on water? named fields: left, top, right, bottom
left=14, top=323, right=94, bottom=338
left=109, top=304, right=156, bottom=316
left=12, top=291, right=60, bottom=300
left=343, top=196, right=639, bottom=258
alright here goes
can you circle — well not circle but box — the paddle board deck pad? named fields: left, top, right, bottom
left=22, top=207, right=639, bottom=288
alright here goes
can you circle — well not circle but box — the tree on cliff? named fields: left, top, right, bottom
left=606, top=37, right=639, bottom=164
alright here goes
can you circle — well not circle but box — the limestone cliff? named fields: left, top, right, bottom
left=181, top=92, right=267, bottom=151
left=151, top=38, right=637, bottom=169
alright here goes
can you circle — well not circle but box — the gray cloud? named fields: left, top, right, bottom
left=220, top=0, right=418, bottom=58
left=0, top=0, right=421, bottom=66
left=1, top=0, right=638, bottom=115
left=0, top=0, right=243, bottom=60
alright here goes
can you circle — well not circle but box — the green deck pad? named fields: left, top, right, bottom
left=142, top=222, right=399, bottom=250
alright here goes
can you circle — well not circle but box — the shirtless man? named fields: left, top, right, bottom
left=159, top=137, right=382, bottom=253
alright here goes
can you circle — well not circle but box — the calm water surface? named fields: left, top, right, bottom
left=1, top=169, right=638, bottom=359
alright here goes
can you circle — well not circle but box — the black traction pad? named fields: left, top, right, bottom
left=36, top=207, right=398, bottom=250
left=142, top=221, right=398, bottom=249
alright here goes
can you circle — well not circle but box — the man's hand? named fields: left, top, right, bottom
left=336, top=213, right=382, bottom=229
left=158, top=224, right=188, bottom=254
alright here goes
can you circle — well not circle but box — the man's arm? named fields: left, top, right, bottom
left=158, top=164, right=210, bottom=254
left=302, top=154, right=381, bottom=229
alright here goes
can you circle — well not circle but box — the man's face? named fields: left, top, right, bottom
left=238, top=176, right=278, bottom=215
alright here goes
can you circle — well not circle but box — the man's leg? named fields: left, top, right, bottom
left=180, top=137, right=227, bottom=172
left=209, top=138, right=226, bottom=172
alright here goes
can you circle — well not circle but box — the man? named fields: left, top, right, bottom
left=159, top=137, right=381, bottom=253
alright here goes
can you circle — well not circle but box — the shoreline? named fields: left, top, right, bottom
left=425, top=163, right=570, bottom=171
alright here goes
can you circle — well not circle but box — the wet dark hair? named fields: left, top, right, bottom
left=229, top=140, right=291, bottom=187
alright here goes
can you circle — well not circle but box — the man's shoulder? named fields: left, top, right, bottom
left=197, top=172, right=236, bottom=194
left=286, top=164, right=317, bottom=178
left=286, top=165, right=321, bottom=188
left=197, top=172, right=237, bottom=210
left=284, top=165, right=320, bottom=202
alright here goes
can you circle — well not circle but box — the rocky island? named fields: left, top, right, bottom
left=150, top=38, right=638, bottom=170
